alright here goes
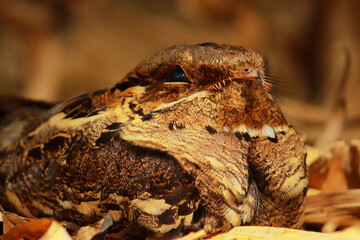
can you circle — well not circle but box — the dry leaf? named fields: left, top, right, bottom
left=309, top=153, right=348, bottom=191
left=73, top=215, right=113, bottom=240
left=40, top=220, right=72, bottom=240
left=208, top=225, right=360, bottom=240
left=1, top=218, right=72, bottom=240
left=305, top=189, right=360, bottom=230
left=309, top=140, right=360, bottom=191
left=1, top=210, right=31, bottom=233
left=1, top=218, right=52, bottom=240
left=175, top=230, right=206, bottom=240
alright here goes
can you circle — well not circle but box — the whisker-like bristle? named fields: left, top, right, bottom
left=263, top=74, right=296, bottom=100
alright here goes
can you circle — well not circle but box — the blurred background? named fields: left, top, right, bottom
left=0, top=0, right=359, bottom=144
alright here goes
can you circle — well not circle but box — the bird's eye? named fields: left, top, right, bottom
left=167, top=65, right=190, bottom=83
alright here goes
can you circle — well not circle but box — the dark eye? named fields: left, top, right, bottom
left=168, top=65, right=190, bottom=83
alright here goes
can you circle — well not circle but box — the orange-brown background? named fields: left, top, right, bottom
left=0, top=0, right=359, bottom=144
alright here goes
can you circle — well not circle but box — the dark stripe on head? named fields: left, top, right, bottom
left=62, top=94, right=94, bottom=119
left=142, top=114, right=153, bottom=121
left=111, top=74, right=151, bottom=92
left=106, top=122, right=122, bottom=130
left=28, top=146, right=42, bottom=160
left=235, top=131, right=250, bottom=141
left=95, top=131, right=119, bottom=146
left=205, top=126, right=217, bottom=134
left=43, top=134, right=69, bottom=152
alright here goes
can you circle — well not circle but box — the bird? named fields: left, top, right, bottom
left=0, top=43, right=308, bottom=239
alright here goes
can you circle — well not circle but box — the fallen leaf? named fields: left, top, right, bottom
left=305, top=189, right=360, bottom=230
left=73, top=215, right=113, bottom=240
left=208, top=225, right=360, bottom=240
left=174, top=230, right=206, bottom=240
left=40, top=220, right=72, bottom=240
left=1, top=218, right=52, bottom=240
left=1, top=210, right=30, bottom=233
left=308, top=140, right=360, bottom=191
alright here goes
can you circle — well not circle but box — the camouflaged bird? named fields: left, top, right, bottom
left=0, top=43, right=308, bottom=239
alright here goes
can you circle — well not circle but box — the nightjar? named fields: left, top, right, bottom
left=0, top=43, right=308, bottom=239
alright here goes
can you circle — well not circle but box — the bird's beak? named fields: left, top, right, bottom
left=231, top=69, right=264, bottom=85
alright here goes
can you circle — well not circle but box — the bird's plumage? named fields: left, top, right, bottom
left=0, top=43, right=308, bottom=239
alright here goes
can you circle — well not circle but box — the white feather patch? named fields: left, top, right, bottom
left=262, top=125, right=276, bottom=139
left=154, top=91, right=208, bottom=111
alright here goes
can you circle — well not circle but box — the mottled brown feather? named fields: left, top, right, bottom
left=0, top=43, right=308, bottom=239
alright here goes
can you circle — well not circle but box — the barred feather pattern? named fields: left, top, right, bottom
left=0, top=43, right=308, bottom=239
